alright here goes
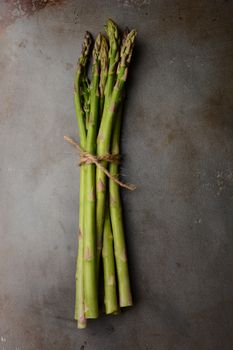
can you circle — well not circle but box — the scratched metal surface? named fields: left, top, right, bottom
left=0, top=1, right=233, bottom=349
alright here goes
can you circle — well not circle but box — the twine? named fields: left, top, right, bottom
left=64, top=136, right=136, bottom=191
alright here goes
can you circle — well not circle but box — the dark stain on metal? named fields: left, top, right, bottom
left=106, top=324, right=115, bottom=334
left=18, top=39, right=28, bottom=48
left=203, top=90, right=233, bottom=130
left=0, top=0, right=65, bottom=34
left=0, top=293, right=11, bottom=313
left=80, top=342, right=87, bottom=350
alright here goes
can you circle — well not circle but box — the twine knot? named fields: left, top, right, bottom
left=64, top=135, right=136, bottom=191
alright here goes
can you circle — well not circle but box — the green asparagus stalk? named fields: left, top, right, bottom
left=109, top=103, right=132, bottom=307
left=101, top=27, right=131, bottom=314
left=102, top=203, right=118, bottom=314
left=109, top=27, right=132, bottom=308
left=74, top=31, right=92, bottom=328
left=83, top=34, right=102, bottom=319
left=96, top=19, right=120, bottom=270
left=96, top=30, right=137, bottom=273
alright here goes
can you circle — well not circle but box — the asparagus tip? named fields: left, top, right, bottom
left=82, top=31, right=93, bottom=55
left=105, top=18, right=118, bottom=38
left=93, top=33, right=102, bottom=64
left=100, top=35, right=108, bottom=67
left=119, top=29, right=137, bottom=68
left=122, top=27, right=130, bottom=42
left=78, top=31, right=93, bottom=68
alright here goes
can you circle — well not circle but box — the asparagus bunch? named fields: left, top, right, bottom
left=71, top=19, right=136, bottom=328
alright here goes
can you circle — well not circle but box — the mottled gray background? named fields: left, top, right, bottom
left=0, top=1, right=233, bottom=349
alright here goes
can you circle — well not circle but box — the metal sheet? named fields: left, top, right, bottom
left=0, top=1, right=233, bottom=349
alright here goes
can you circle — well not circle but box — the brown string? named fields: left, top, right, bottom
left=64, top=135, right=136, bottom=191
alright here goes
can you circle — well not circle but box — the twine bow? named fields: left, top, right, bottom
left=64, top=136, right=136, bottom=191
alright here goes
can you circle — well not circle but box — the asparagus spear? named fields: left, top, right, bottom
left=96, top=29, right=137, bottom=271
left=96, top=19, right=120, bottom=271
left=74, top=31, right=92, bottom=328
left=108, top=27, right=132, bottom=308
left=83, top=34, right=102, bottom=319
left=109, top=104, right=132, bottom=307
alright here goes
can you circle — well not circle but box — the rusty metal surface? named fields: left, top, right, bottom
left=0, top=1, right=233, bottom=349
